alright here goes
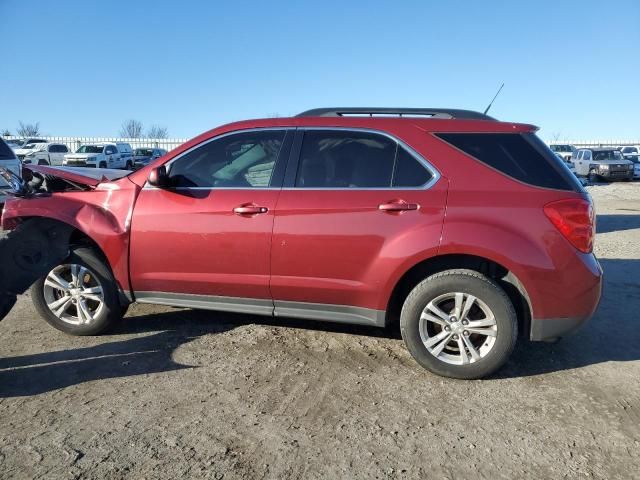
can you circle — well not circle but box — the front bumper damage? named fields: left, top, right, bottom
left=0, top=219, right=74, bottom=322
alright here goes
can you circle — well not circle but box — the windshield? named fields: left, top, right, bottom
left=22, top=143, right=39, bottom=150
left=76, top=145, right=104, bottom=154
left=6, top=139, right=24, bottom=148
left=134, top=148, right=153, bottom=156
left=593, top=150, right=623, bottom=161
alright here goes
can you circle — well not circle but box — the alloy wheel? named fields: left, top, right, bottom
left=419, top=292, right=497, bottom=365
left=42, top=264, right=105, bottom=326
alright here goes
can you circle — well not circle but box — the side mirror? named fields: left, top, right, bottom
left=148, top=165, right=171, bottom=188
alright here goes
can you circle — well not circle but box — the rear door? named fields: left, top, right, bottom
left=270, top=128, right=447, bottom=324
left=129, top=128, right=292, bottom=309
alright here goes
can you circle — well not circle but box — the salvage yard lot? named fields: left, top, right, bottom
left=1, top=183, right=639, bottom=479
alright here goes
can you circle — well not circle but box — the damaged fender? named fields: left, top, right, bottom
left=0, top=219, right=74, bottom=322
left=0, top=165, right=140, bottom=322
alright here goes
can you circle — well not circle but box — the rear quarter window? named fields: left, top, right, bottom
left=436, top=133, right=583, bottom=192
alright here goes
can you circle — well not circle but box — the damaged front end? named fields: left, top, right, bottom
left=0, top=165, right=136, bottom=322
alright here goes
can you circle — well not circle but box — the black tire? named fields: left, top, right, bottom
left=0, top=293, right=17, bottom=323
left=31, top=247, right=123, bottom=335
left=400, top=269, right=517, bottom=379
left=588, top=170, right=600, bottom=183
left=125, top=160, right=133, bottom=170
left=38, top=159, right=49, bottom=166
left=99, top=161, right=107, bottom=169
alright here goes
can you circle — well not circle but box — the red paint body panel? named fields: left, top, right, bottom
left=129, top=188, right=279, bottom=299
left=270, top=183, right=448, bottom=310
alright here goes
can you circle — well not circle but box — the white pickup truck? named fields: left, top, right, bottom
left=19, top=143, right=70, bottom=166
left=63, top=142, right=134, bottom=169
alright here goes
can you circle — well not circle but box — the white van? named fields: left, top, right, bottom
left=63, top=142, right=134, bottom=169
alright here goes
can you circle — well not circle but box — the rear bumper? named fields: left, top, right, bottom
left=530, top=316, right=589, bottom=341
left=529, top=254, right=603, bottom=341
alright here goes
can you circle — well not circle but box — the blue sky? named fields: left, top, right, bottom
left=1, top=0, right=638, bottom=141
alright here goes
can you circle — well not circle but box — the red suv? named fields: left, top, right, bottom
left=0, top=108, right=602, bottom=379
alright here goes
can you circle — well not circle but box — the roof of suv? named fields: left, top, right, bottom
left=211, top=108, right=537, bottom=137
left=296, top=107, right=496, bottom=120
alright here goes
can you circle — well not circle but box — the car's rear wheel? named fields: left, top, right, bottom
left=125, top=160, right=133, bottom=170
left=37, top=159, right=49, bottom=166
left=31, top=247, right=123, bottom=335
left=400, top=269, right=517, bottom=379
left=99, top=161, right=107, bottom=168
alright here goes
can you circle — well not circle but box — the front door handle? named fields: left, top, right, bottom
left=378, top=200, right=419, bottom=212
left=233, top=204, right=269, bottom=215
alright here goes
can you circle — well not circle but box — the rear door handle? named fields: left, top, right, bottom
left=378, top=200, right=419, bottom=212
left=233, top=204, right=269, bottom=215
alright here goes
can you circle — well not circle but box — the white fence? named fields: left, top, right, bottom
left=555, top=140, right=640, bottom=148
left=3, top=135, right=188, bottom=153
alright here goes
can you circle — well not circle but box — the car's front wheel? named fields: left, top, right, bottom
left=400, top=269, right=517, bottom=379
left=31, top=247, right=123, bottom=335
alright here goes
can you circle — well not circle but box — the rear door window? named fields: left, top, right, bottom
left=436, top=133, right=583, bottom=191
left=295, top=130, right=434, bottom=189
left=392, top=147, right=433, bottom=187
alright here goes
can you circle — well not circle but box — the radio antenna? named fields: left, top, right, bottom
left=483, top=83, right=504, bottom=115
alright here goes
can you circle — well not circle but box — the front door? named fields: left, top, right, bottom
left=129, top=129, right=291, bottom=313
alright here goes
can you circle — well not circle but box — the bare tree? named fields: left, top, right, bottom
left=120, top=119, right=144, bottom=138
left=146, top=125, right=169, bottom=139
left=16, top=121, right=41, bottom=137
left=549, top=131, right=562, bottom=143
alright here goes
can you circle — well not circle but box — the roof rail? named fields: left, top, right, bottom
left=296, top=107, right=496, bottom=121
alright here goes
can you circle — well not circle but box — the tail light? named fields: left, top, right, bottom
left=543, top=198, right=595, bottom=253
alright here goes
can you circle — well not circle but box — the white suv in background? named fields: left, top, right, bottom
left=63, top=142, right=134, bottom=169
left=549, top=144, right=576, bottom=162
left=20, top=143, right=69, bottom=166
left=6, top=138, right=47, bottom=152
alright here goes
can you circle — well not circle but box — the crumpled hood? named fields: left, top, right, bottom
left=26, top=165, right=132, bottom=187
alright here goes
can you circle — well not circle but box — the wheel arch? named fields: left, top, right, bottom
left=385, top=253, right=532, bottom=338
left=4, top=216, right=130, bottom=306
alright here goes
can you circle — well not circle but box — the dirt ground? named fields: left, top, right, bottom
left=1, top=183, right=639, bottom=479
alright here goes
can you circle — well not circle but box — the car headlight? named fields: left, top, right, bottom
left=599, top=164, right=609, bottom=170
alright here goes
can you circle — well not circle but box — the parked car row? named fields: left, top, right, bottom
left=4, top=138, right=168, bottom=171
left=549, top=143, right=639, bottom=181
